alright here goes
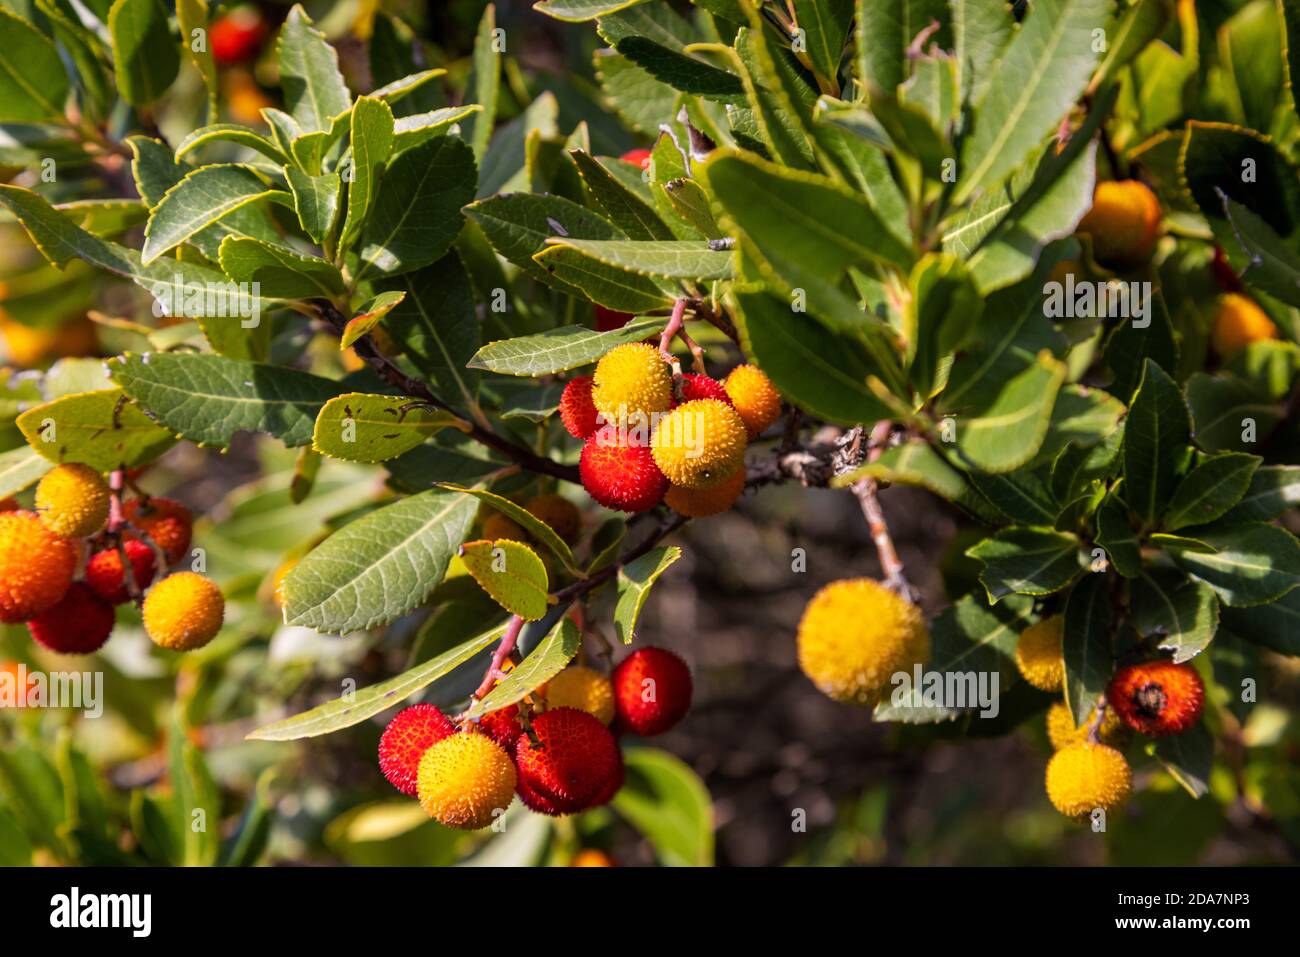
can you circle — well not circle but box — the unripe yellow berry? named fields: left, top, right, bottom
left=416, top=732, right=517, bottom=830
left=524, top=494, right=581, bottom=545
left=723, top=364, right=781, bottom=438
left=1211, top=292, right=1276, bottom=357
left=546, top=665, right=616, bottom=724
left=1075, top=180, right=1161, bottom=268
left=1016, top=615, right=1064, bottom=692
left=664, top=465, right=746, bottom=517
left=797, top=578, right=929, bottom=706
left=142, top=572, right=225, bottom=651
left=1045, top=742, right=1131, bottom=818
left=591, top=343, right=673, bottom=424
left=1046, top=702, right=1125, bottom=750
left=35, top=463, right=110, bottom=538
left=651, top=398, right=748, bottom=489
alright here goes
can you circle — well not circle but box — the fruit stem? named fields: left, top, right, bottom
left=1086, top=696, right=1109, bottom=744
left=470, top=615, right=526, bottom=701
left=843, top=422, right=919, bottom=603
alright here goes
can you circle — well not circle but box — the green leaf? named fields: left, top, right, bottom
left=16, top=388, right=177, bottom=471
left=463, top=4, right=500, bottom=162
left=1218, top=196, right=1300, bottom=309
left=535, top=0, right=651, bottom=22
left=277, top=4, right=351, bottom=133
left=953, top=352, right=1068, bottom=473
left=142, top=166, right=281, bottom=264
left=1095, top=491, right=1143, bottom=577
left=340, top=292, right=405, bottom=348
left=176, top=0, right=217, bottom=119
left=614, top=546, right=681, bottom=643
left=967, top=526, right=1084, bottom=602
left=834, top=440, right=1001, bottom=521
left=792, top=0, right=852, bottom=83
left=531, top=243, right=675, bottom=312
left=955, top=0, right=1109, bottom=202
left=108, top=0, right=179, bottom=107
left=1180, top=120, right=1300, bottom=241
left=437, top=484, right=581, bottom=576
left=393, top=106, right=482, bottom=154
left=854, top=0, right=951, bottom=91
left=247, top=627, right=504, bottom=740
left=539, top=239, right=734, bottom=281
left=460, top=539, right=551, bottom=620
left=339, top=96, right=395, bottom=253
left=174, top=124, right=290, bottom=166
left=1062, top=573, right=1112, bottom=724
left=1132, top=569, right=1219, bottom=663
left=466, top=618, right=581, bottom=719
left=312, top=393, right=454, bottom=464
left=1162, top=453, right=1260, bottom=531
left=0, top=8, right=70, bottom=122
left=285, top=168, right=341, bottom=246
left=1221, top=589, right=1300, bottom=655
left=951, top=0, right=1013, bottom=103
left=965, top=468, right=1058, bottom=526
left=1151, top=722, right=1213, bottom=798
left=1219, top=465, right=1300, bottom=522
left=1187, top=371, right=1284, bottom=453
left=467, top=318, right=662, bottom=376
left=1170, top=522, right=1300, bottom=607
left=612, top=747, right=714, bottom=866
left=0, top=444, right=53, bottom=498
left=355, top=136, right=476, bottom=281
left=169, top=717, right=220, bottom=866
left=611, top=35, right=745, bottom=99
left=1124, top=359, right=1192, bottom=526
left=569, top=149, right=673, bottom=241
left=109, top=352, right=340, bottom=448
left=281, top=487, right=480, bottom=632
left=1029, top=384, right=1126, bottom=468
left=218, top=236, right=344, bottom=299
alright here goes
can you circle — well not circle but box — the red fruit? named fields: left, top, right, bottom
left=210, top=7, right=268, bottom=65
left=560, top=375, right=600, bottom=440
left=479, top=704, right=523, bottom=749
left=579, top=426, right=668, bottom=512
left=85, top=540, right=157, bottom=605
left=27, top=583, right=115, bottom=655
left=1211, top=245, right=1243, bottom=293
left=619, top=148, right=652, bottom=170
left=612, top=647, right=692, bottom=736
left=1107, top=660, right=1204, bottom=737
left=594, top=306, right=634, bottom=332
left=677, top=373, right=730, bottom=405
left=124, top=498, right=192, bottom=565
left=587, top=748, right=624, bottom=807
left=379, top=704, right=456, bottom=797
left=513, top=707, right=622, bottom=815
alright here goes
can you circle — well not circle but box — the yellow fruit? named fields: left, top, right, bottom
left=481, top=511, right=528, bottom=543
left=1016, top=615, right=1064, bottom=692
left=591, top=343, right=673, bottom=425
left=545, top=666, right=616, bottom=724
left=651, top=398, right=748, bottom=489
left=570, top=849, right=616, bottom=867
left=1075, top=180, right=1161, bottom=268
left=0, top=314, right=98, bottom=367
left=35, top=463, right=110, bottom=538
left=268, top=556, right=298, bottom=611
left=723, top=364, right=781, bottom=438
left=142, top=573, right=225, bottom=651
left=1211, top=293, right=1276, bottom=357
left=1045, top=702, right=1124, bottom=750
left=525, top=494, right=582, bottom=545
left=1045, top=742, right=1131, bottom=818
left=0, top=511, right=76, bottom=623
left=664, top=464, right=746, bottom=517
left=796, top=578, right=929, bottom=706
left=416, top=732, right=517, bottom=830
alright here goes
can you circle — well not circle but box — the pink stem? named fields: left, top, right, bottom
left=471, top=615, right=525, bottom=701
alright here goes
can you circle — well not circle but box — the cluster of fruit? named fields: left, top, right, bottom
left=0, top=464, right=223, bottom=655
left=560, top=341, right=781, bottom=517
left=1015, top=615, right=1205, bottom=818
left=378, top=647, right=692, bottom=830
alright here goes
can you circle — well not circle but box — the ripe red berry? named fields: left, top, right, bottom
left=479, top=704, right=523, bottom=749
left=619, top=148, right=652, bottom=170
left=1107, top=660, right=1204, bottom=737
left=27, top=583, right=115, bottom=655
left=86, top=540, right=157, bottom=605
left=379, top=704, right=456, bottom=797
left=210, top=7, right=268, bottom=65
left=124, top=498, right=193, bottom=565
left=612, top=647, right=692, bottom=736
left=594, top=306, right=634, bottom=332
left=579, top=426, right=668, bottom=512
left=677, top=373, right=730, bottom=405
left=560, top=375, right=600, bottom=440
left=513, top=707, right=622, bottom=815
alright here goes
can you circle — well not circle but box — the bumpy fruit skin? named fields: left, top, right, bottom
left=481, top=512, right=528, bottom=543
left=620, top=148, right=652, bottom=170
left=479, top=704, right=523, bottom=749
left=142, top=572, right=225, bottom=651
left=1046, top=702, right=1124, bottom=750
left=1212, top=293, right=1276, bottom=357
left=1075, top=180, right=1161, bottom=268
left=570, top=849, right=616, bottom=867
left=677, top=373, right=730, bottom=405
left=26, top=583, right=115, bottom=655
left=85, top=540, right=157, bottom=605
left=591, top=343, right=673, bottom=425
left=0, top=511, right=76, bottom=623
left=1045, top=742, right=1131, bottom=818
left=379, top=704, right=456, bottom=797
left=1016, top=615, right=1065, bottom=692
left=580, top=426, right=668, bottom=512
left=651, top=398, right=748, bottom=489
left=124, top=498, right=192, bottom=565
left=35, top=463, right=109, bottom=538
left=514, top=707, right=622, bottom=815
left=612, top=647, right=692, bottom=735
left=417, top=732, right=518, bottom=830
left=560, top=375, right=600, bottom=439
left=546, top=666, right=616, bottom=725
left=1107, top=660, right=1204, bottom=737
left=525, top=494, right=582, bottom=545
left=594, top=306, right=634, bottom=332
left=724, top=365, right=781, bottom=438
left=665, top=465, right=746, bottom=518
left=797, top=579, right=929, bottom=706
